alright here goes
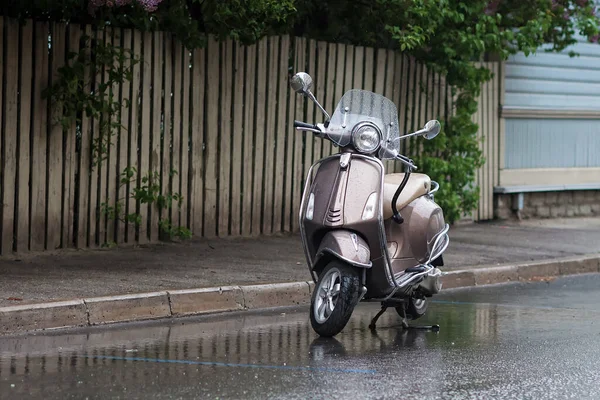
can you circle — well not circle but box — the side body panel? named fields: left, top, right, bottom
left=385, top=196, right=446, bottom=275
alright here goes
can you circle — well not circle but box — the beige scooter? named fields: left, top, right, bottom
left=291, top=72, right=449, bottom=337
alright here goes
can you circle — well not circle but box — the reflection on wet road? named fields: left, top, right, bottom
left=2, top=274, right=600, bottom=399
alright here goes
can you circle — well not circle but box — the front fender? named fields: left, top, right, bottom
left=312, top=231, right=371, bottom=275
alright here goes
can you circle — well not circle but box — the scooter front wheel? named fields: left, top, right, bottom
left=310, top=261, right=360, bottom=337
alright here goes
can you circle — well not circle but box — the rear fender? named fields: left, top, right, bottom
left=312, top=230, right=371, bottom=276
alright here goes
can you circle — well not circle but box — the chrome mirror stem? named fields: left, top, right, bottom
left=398, top=128, right=426, bottom=141
left=305, top=90, right=331, bottom=121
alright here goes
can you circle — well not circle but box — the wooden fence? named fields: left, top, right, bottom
left=473, top=62, right=501, bottom=221
left=0, top=17, right=500, bottom=255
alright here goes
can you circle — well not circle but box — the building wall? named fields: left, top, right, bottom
left=504, top=38, right=600, bottom=111
left=502, top=37, right=600, bottom=185
left=505, top=119, right=600, bottom=169
left=495, top=191, right=600, bottom=220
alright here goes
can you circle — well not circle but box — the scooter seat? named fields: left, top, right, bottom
left=382, top=173, right=431, bottom=219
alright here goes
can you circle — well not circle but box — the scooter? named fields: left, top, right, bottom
left=291, top=72, right=449, bottom=337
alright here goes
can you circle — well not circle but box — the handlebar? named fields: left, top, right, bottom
left=293, top=122, right=417, bottom=171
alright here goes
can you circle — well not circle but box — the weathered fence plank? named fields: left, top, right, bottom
left=204, top=37, right=219, bottom=237
left=17, top=22, right=34, bottom=252
left=262, top=37, right=279, bottom=234
left=291, top=37, right=306, bottom=232
left=283, top=40, right=298, bottom=231
left=106, top=28, right=118, bottom=244
left=47, top=23, right=66, bottom=250
left=1, top=18, right=17, bottom=253
left=96, top=27, right=111, bottom=246
left=230, top=42, right=244, bottom=236
left=126, top=29, right=141, bottom=243
left=219, top=40, right=233, bottom=237
left=105, top=28, right=119, bottom=245
left=171, top=38, right=182, bottom=230
left=405, top=58, right=417, bottom=157
left=332, top=44, right=346, bottom=120
left=252, top=37, right=268, bottom=236
left=64, top=25, right=81, bottom=248
left=86, top=28, right=101, bottom=246
left=273, top=36, right=290, bottom=232
left=381, top=49, right=395, bottom=172
left=118, top=29, right=132, bottom=243
left=324, top=42, right=336, bottom=157
left=149, top=31, right=163, bottom=241
left=394, top=52, right=406, bottom=169
left=138, top=31, right=152, bottom=243
left=30, top=21, right=49, bottom=251
left=242, top=43, right=256, bottom=236
left=303, top=39, right=317, bottom=197
left=190, top=46, right=205, bottom=235
left=181, top=48, right=191, bottom=230
left=364, top=47, right=374, bottom=92
left=162, top=35, right=173, bottom=229
left=313, top=41, right=326, bottom=161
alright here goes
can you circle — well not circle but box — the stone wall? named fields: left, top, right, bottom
left=495, top=190, right=600, bottom=220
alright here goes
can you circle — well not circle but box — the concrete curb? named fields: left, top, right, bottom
left=1, top=253, right=599, bottom=335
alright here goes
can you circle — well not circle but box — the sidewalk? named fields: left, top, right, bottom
left=2, top=217, right=600, bottom=308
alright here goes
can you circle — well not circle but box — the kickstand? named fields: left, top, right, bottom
left=369, top=305, right=388, bottom=330
left=398, top=304, right=440, bottom=332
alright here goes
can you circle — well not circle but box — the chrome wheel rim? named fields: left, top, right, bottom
left=314, top=268, right=342, bottom=324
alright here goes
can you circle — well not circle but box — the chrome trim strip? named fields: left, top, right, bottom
left=430, top=234, right=449, bottom=263
left=299, top=154, right=342, bottom=282
left=427, top=224, right=450, bottom=265
left=429, top=181, right=439, bottom=195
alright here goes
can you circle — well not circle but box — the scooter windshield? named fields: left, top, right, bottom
left=328, top=89, right=400, bottom=159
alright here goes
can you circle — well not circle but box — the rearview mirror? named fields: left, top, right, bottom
left=423, top=120, right=441, bottom=140
left=289, top=72, right=331, bottom=121
left=290, top=72, right=313, bottom=95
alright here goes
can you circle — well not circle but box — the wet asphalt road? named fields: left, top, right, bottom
left=2, top=274, right=600, bottom=399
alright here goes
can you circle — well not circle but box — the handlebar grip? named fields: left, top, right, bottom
left=294, top=120, right=318, bottom=130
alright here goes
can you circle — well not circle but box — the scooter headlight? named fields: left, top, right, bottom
left=352, top=122, right=382, bottom=154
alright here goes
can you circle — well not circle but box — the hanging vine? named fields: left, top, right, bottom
left=43, top=35, right=191, bottom=242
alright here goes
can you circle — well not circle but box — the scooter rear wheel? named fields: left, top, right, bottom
left=310, top=261, right=360, bottom=337
left=396, top=297, right=429, bottom=320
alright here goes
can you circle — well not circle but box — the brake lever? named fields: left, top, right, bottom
left=396, top=154, right=418, bottom=171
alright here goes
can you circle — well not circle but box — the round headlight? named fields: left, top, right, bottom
left=352, top=123, right=382, bottom=153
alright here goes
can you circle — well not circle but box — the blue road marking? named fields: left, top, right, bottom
left=86, top=355, right=377, bottom=375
